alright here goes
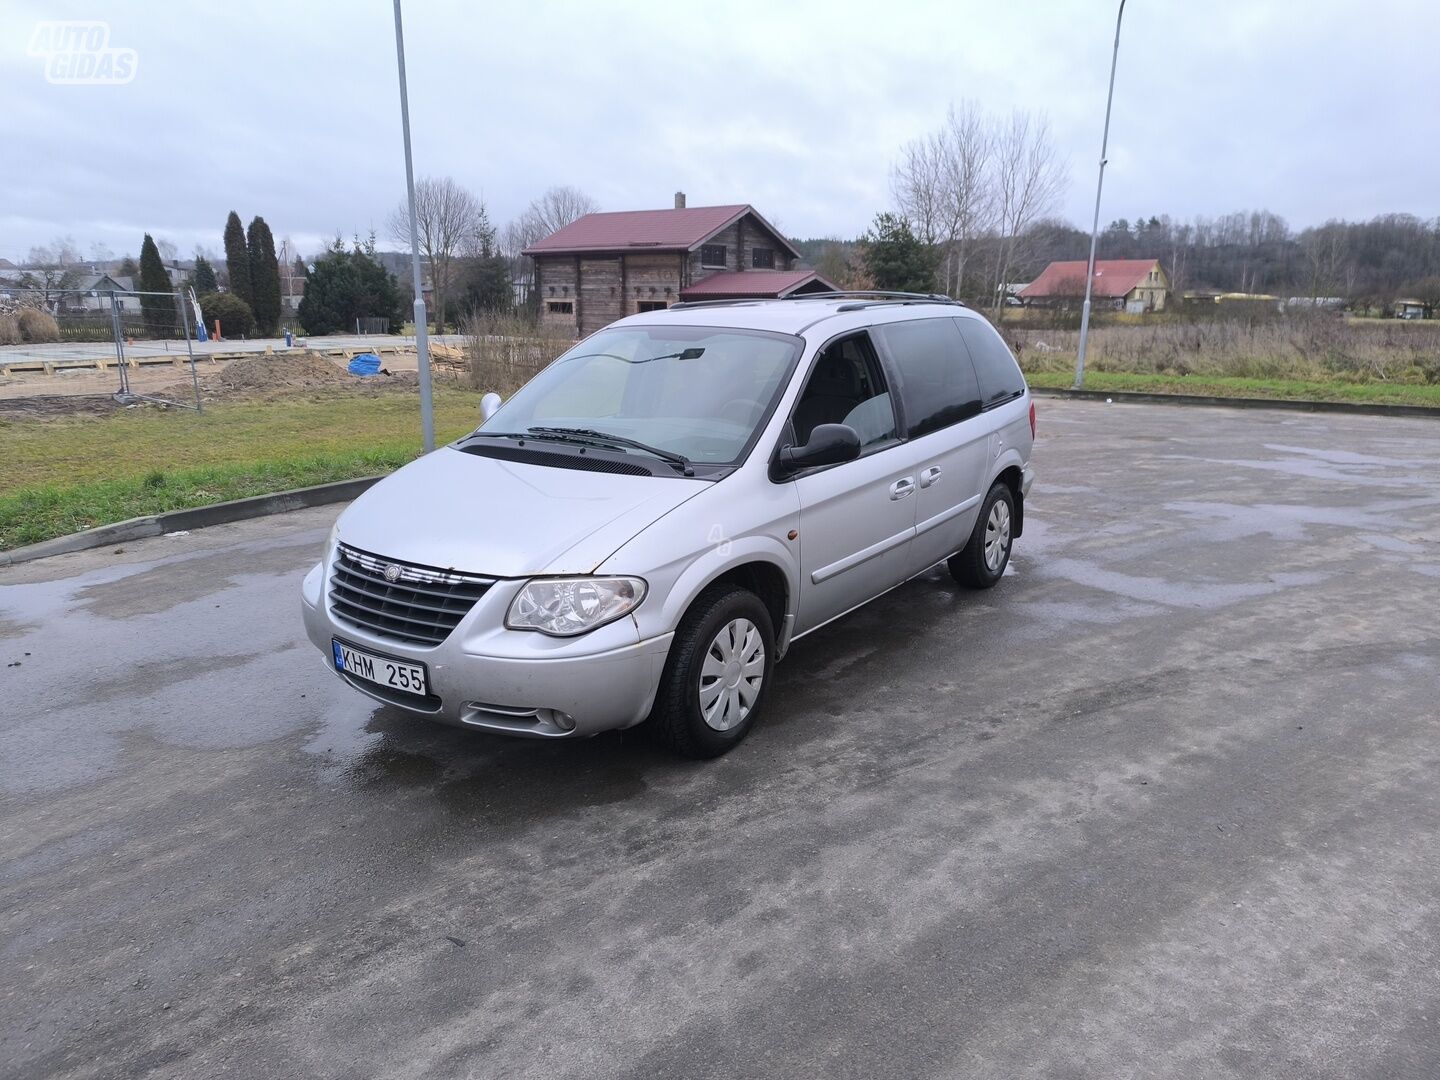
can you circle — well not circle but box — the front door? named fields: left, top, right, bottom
left=787, top=333, right=916, bottom=635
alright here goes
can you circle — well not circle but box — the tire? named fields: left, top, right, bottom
left=644, top=584, right=776, bottom=759
left=948, top=481, right=1015, bottom=590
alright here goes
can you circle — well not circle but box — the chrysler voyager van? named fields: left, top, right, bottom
left=301, top=293, right=1035, bottom=757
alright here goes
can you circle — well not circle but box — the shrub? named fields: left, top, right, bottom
left=17, top=307, right=60, bottom=343
left=0, top=314, right=21, bottom=345
left=464, top=311, right=575, bottom=396
left=198, top=292, right=256, bottom=340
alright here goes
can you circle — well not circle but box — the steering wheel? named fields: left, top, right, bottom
left=719, top=398, right=760, bottom=426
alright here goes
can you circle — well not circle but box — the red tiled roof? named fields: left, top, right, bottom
left=523, top=204, right=799, bottom=257
left=679, top=269, right=839, bottom=300
left=1020, top=259, right=1161, bottom=299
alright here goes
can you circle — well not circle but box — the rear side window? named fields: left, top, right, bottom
left=874, top=318, right=981, bottom=438
left=957, top=318, right=1026, bottom=408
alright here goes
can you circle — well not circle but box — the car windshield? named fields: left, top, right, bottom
left=477, top=325, right=802, bottom=469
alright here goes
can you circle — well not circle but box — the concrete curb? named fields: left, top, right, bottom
left=1030, top=386, right=1440, bottom=420
left=0, top=475, right=383, bottom=568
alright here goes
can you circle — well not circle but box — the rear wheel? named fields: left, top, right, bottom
left=644, top=585, right=775, bottom=758
left=948, top=481, right=1014, bottom=590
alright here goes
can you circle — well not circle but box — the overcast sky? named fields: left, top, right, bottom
left=2, top=0, right=1436, bottom=264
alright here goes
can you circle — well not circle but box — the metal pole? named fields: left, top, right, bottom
left=392, top=0, right=435, bottom=452
left=177, top=288, right=203, bottom=414
left=1073, top=0, right=1127, bottom=389
left=110, top=293, right=130, bottom=398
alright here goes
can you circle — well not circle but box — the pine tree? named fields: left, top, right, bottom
left=861, top=212, right=936, bottom=294
left=138, top=234, right=175, bottom=337
left=223, top=211, right=252, bottom=310
left=117, top=254, right=138, bottom=278
left=246, top=216, right=281, bottom=335
left=190, top=256, right=218, bottom=296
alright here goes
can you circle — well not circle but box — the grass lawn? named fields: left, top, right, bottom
left=0, top=387, right=483, bottom=550
left=1025, top=370, right=1440, bottom=409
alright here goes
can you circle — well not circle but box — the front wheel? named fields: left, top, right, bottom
left=949, top=481, right=1014, bottom=590
left=644, top=585, right=776, bottom=758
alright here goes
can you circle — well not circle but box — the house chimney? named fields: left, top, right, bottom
left=674, top=191, right=686, bottom=210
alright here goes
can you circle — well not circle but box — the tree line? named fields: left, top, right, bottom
left=831, top=100, right=1440, bottom=315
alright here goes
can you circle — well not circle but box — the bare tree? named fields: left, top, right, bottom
left=989, top=111, right=1067, bottom=317
left=502, top=186, right=600, bottom=298
left=515, top=185, right=600, bottom=249
left=388, top=176, right=489, bottom=332
left=891, top=132, right=947, bottom=250
left=22, top=236, right=83, bottom=307
left=936, top=103, right=994, bottom=297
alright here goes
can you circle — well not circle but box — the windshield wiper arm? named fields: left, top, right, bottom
left=526, top=426, right=694, bottom=476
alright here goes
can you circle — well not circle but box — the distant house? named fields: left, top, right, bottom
left=1395, top=298, right=1428, bottom=320
left=523, top=193, right=838, bottom=337
left=1021, top=258, right=1169, bottom=313
left=61, top=273, right=139, bottom=313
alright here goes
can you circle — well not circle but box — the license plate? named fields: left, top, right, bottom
left=332, top=639, right=429, bottom=697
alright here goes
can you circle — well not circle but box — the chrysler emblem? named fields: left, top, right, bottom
left=383, top=563, right=403, bottom=583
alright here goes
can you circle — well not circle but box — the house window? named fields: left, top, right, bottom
left=546, top=300, right=574, bottom=315
left=700, top=244, right=727, bottom=268
left=752, top=247, right=774, bottom=269
left=636, top=301, right=668, bottom=312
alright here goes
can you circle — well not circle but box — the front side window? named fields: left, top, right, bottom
left=546, top=300, right=573, bottom=315
left=875, top=317, right=981, bottom=438
left=790, top=333, right=895, bottom=450
left=752, top=247, right=775, bottom=269
left=955, top=318, right=1026, bottom=408
left=700, top=244, right=727, bottom=268
left=479, top=325, right=800, bottom=469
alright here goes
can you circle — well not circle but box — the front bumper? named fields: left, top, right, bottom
left=301, top=562, right=673, bottom=738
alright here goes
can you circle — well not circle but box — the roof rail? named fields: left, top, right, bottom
left=668, top=290, right=964, bottom=311
left=786, top=290, right=962, bottom=304
left=666, top=298, right=770, bottom=310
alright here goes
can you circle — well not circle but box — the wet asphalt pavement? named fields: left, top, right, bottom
left=3, top=399, right=1440, bottom=1079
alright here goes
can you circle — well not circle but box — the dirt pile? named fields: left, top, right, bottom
left=162, top=352, right=419, bottom=403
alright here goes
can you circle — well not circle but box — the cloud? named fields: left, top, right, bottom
left=0, top=0, right=1435, bottom=261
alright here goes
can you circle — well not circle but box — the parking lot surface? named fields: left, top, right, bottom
left=3, top=399, right=1439, bottom=1079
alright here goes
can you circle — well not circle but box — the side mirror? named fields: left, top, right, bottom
left=777, top=423, right=861, bottom=475
left=480, top=392, right=502, bottom=421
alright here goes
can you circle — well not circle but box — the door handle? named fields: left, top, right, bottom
left=919, top=465, right=942, bottom=488
left=889, top=477, right=915, bottom=500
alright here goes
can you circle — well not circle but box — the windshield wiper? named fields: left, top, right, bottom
left=526, top=426, right=695, bottom=476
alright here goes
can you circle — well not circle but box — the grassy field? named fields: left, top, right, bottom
left=1025, top=370, right=1440, bottom=407
left=0, top=387, right=483, bottom=550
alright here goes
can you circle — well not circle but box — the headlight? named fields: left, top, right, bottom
left=506, top=576, right=646, bottom=637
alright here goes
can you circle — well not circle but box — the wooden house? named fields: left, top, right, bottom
left=523, top=193, right=838, bottom=337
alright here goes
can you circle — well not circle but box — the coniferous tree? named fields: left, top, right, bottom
left=246, top=216, right=282, bottom=335
left=189, top=256, right=218, bottom=296
left=223, top=211, right=252, bottom=310
left=861, top=212, right=937, bottom=294
left=117, top=254, right=139, bottom=278
left=138, top=234, right=175, bottom=336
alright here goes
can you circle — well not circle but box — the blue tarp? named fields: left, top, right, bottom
left=347, top=353, right=382, bottom=377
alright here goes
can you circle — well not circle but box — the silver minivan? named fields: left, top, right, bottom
left=301, top=293, right=1035, bottom=757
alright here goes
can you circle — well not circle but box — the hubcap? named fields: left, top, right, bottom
left=698, top=618, right=765, bottom=731
left=984, top=499, right=1012, bottom=573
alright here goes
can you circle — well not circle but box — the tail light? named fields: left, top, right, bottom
left=1028, top=400, right=1036, bottom=439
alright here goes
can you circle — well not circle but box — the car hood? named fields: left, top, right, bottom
left=334, top=445, right=707, bottom=577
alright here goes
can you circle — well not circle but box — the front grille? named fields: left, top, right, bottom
left=329, top=543, right=495, bottom=647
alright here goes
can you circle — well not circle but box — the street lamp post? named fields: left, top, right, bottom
left=392, top=0, right=435, bottom=452
left=1073, top=0, right=1127, bottom=389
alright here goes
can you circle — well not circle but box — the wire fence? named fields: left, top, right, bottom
left=1, top=287, right=204, bottom=410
